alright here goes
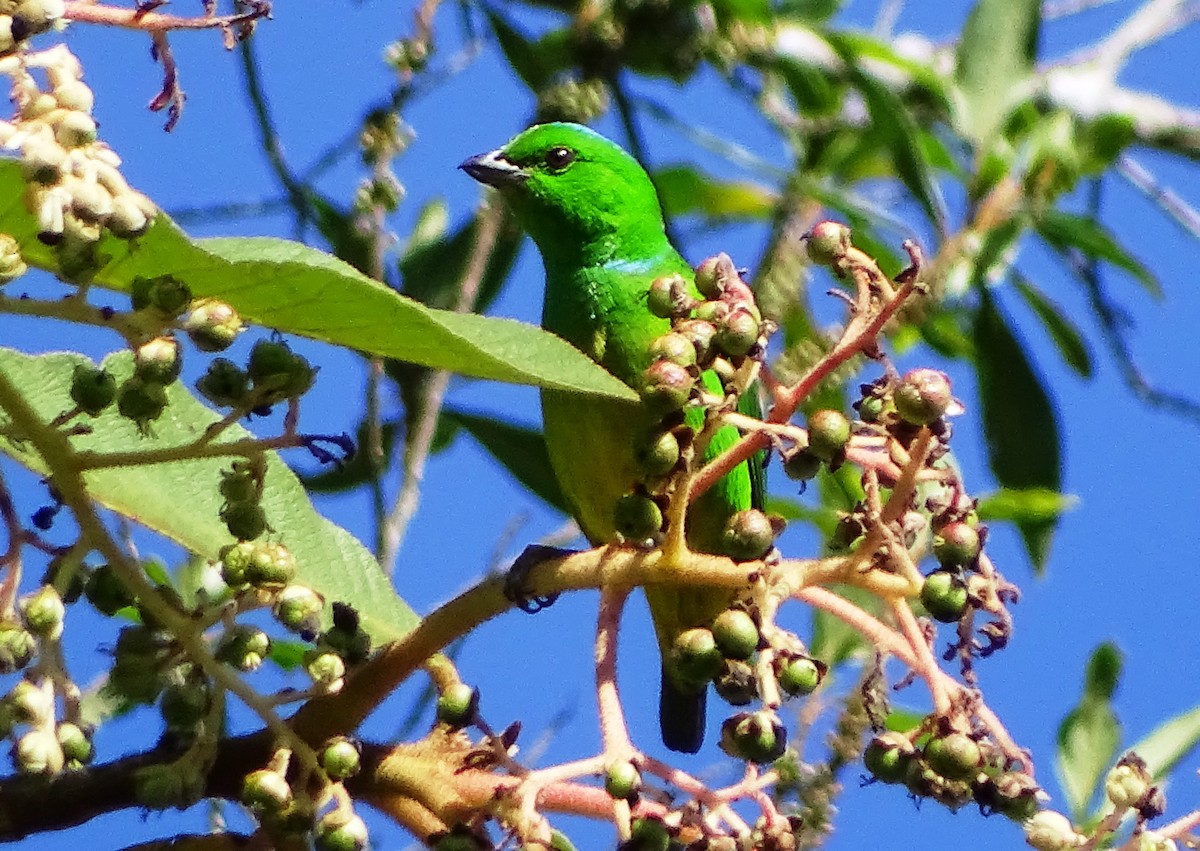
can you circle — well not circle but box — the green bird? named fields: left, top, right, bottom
left=461, top=122, right=763, bottom=753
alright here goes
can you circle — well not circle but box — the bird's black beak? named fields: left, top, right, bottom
left=459, top=149, right=526, bottom=188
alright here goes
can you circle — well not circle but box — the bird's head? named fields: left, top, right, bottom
left=460, top=122, right=667, bottom=260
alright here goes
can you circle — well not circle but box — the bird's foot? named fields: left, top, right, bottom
left=505, top=544, right=573, bottom=613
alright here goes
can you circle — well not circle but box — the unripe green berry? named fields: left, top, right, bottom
left=719, top=710, right=786, bottom=764
left=248, top=339, right=317, bottom=402
left=714, top=307, right=760, bottom=357
left=220, top=501, right=268, bottom=541
left=321, top=737, right=362, bottom=780
left=694, top=255, right=726, bottom=299
left=604, top=760, right=642, bottom=800
left=196, top=358, right=251, bottom=408
left=304, top=649, right=346, bottom=689
left=714, top=659, right=757, bottom=706
left=920, top=571, right=969, bottom=623
left=216, top=625, right=271, bottom=672
left=633, top=429, right=680, bottom=478
left=646, top=273, right=690, bottom=319
left=243, top=541, right=296, bottom=590
left=863, top=732, right=915, bottom=784
left=315, top=812, right=369, bottom=851
left=131, top=275, right=192, bottom=316
left=647, top=332, right=697, bottom=368
left=776, top=654, right=825, bottom=696
left=669, top=627, right=723, bottom=688
left=674, top=319, right=717, bottom=365
left=219, top=541, right=256, bottom=587
left=436, top=682, right=478, bottom=727
left=806, top=409, right=851, bottom=461
left=274, top=584, right=324, bottom=634
left=0, top=623, right=36, bottom=673
left=693, top=299, right=730, bottom=326
left=15, top=729, right=64, bottom=776
left=242, top=768, right=293, bottom=812
left=857, top=394, right=887, bottom=423
left=639, top=359, right=693, bottom=414
left=116, top=377, right=168, bottom=428
left=84, top=564, right=136, bottom=615
left=183, top=299, right=243, bottom=352
left=805, top=220, right=851, bottom=266
left=57, top=721, right=93, bottom=765
left=613, top=493, right=664, bottom=542
left=69, top=364, right=116, bottom=415
left=134, top=336, right=182, bottom=385
left=987, top=770, right=1042, bottom=822
left=934, top=521, right=981, bottom=567
left=894, top=368, right=953, bottom=425
left=924, top=732, right=982, bottom=781
left=711, top=609, right=759, bottom=660
left=783, top=449, right=821, bottom=481
left=218, top=464, right=258, bottom=505
left=721, top=508, right=776, bottom=562
left=628, top=818, right=671, bottom=851
left=20, top=585, right=65, bottom=640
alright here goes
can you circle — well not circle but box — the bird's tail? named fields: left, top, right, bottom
left=659, top=666, right=706, bottom=754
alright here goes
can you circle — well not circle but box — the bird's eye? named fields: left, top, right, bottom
left=544, top=146, right=576, bottom=171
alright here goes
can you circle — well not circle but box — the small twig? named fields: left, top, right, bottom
left=595, top=585, right=634, bottom=759
left=147, top=31, right=185, bottom=131
left=63, top=1, right=271, bottom=32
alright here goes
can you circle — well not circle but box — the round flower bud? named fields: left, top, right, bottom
left=806, top=409, right=851, bottom=461
left=20, top=136, right=66, bottom=185
left=604, top=760, right=642, bottom=800
left=69, top=364, right=116, bottom=416
left=1105, top=756, right=1152, bottom=811
left=0, top=623, right=36, bottom=673
left=669, top=627, right=723, bottom=688
left=69, top=180, right=114, bottom=223
left=248, top=339, right=317, bottom=402
left=776, top=653, right=826, bottom=697
left=613, top=493, right=663, bottom=542
left=711, top=609, right=759, bottom=660
left=53, top=79, right=94, bottom=113
left=693, top=299, right=730, bottom=326
left=714, top=308, right=760, bottom=358
left=436, top=682, right=478, bottom=727
left=84, top=564, right=136, bottom=615
left=639, top=359, right=693, bottom=414
left=934, top=521, right=981, bottom=568
left=116, top=377, right=168, bottom=428
left=183, top=299, right=243, bottom=352
left=1024, top=811, right=1082, bottom=851
left=675, top=319, right=717, bottom=365
left=924, top=732, right=982, bottom=781
left=805, top=221, right=851, bottom=266
left=304, top=648, right=346, bottom=690
left=215, top=625, right=271, bottom=672
left=315, top=811, right=369, bottom=851
left=56, top=721, right=93, bottom=765
left=54, top=111, right=97, bottom=148
left=894, top=368, right=953, bottom=425
left=320, top=737, right=362, bottom=780
left=134, top=336, right=182, bottom=385
left=986, top=770, right=1042, bottom=822
left=647, top=332, right=697, bottom=368
left=646, top=273, right=690, bottom=319
left=719, top=710, right=787, bottom=764
left=160, top=678, right=211, bottom=730
left=106, top=193, right=152, bottom=239
left=857, top=393, right=887, bottom=423
left=273, top=584, right=324, bottom=634
left=633, top=429, right=680, bottom=478
left=241, top=768, right=293, bottom=813
left=20, top=585, right=64, bottom=640
left=721, top=508, right=776, bottom=562
left=920, top=571, right=969, bottom=623
left=243, top=542, right=296, bottom=590
left=714, top=659, right=758, bottom=706
left=219, top=541, right=256, bottom=587
left=131, top=274, right=192, bottom=316
left=0, top=232, right=28, bottom=284
left=220, top=501, right=268, bottom=542
left=14, top=729, right=64, bottom=776
left=863, top=732, right=916, bottom=784
left=218, top=465, right=258, bottom=506
left=783, top=448, right=821, bottom=481
left=628, top=818, right=671, bottom=851
left=694, top=255, right=726, bottom=299
left=196, top=358, right=251, bottom=408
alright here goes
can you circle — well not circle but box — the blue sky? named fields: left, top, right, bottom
left=5, top=1, right=1200, bottom=849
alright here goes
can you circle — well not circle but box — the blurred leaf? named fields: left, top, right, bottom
left=827, top=33, right=947, bottom=232
left=884, top=708, right=925, bottom=733
left=269, top=639, right=311, bottom=671
left=0, top=161, right=634, bottom=401
left=442, top=408, right=568, bottom=513
left=832, top=31, right=951, bottom=107
left=765, top=494, right=835, bottom=531
left=775, top=0, right=842, bottom=21
left=654, top=165, right=778, bottom=221
left=809, top=583, right=875, bottom=667
left=955, top=0, right=1040, bottom=145
left=404, top=198, right=451, bottom=255
left=1127, top=704, right=1200, bottom=780
left=1036, top=210, right=1163, bottom=298
left=774, top=56, right=844, bottom=116
left=977, top=487, right=1078, bottom=525
left=973, top=289, right=1062, bottom=570
left=1014, top=275, right=1095, bottom=378
left=919, top=309, right=975, bottom=359
left=482, top=6, right=564, bottom=91
left=1057, top=642, right=1123, bottom=820
left=0, top=347, right=418, bottom=645
left=710, top=0, right=773, bottom=25
left=310, top=194, right=375, bottom=276
left=1078, top=114, right=1138, bottom=175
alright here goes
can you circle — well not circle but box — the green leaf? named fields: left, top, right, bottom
left=1056, top=643, right=1123, bottom=820
left=976, top=487, right=1078, bottom=525
left=0, top=161, right=634, bottom=402
left=919, top=309, right=976, bottom=360
left=1014, top=275, right=1095, bottom=378
left=826, top=34, right=947, bottom=232
left=973, top=289, right=1062, bottom=570
left=653, top=165, right=778, bottom=221
left=0, top=347, right=418, bottom=645
left=310, top=194, right=375, bottom=276
left=482, top=6, right=565, bottom=91
left=442, top=408, right=568, bottom=513
left=955, top=0, right=1041, bottom=145
left=809, top=584, right=875, bottom=668
left=1036, top=210, right=1163, bottom=298
left=1127, top=704, right=1200, bottom=781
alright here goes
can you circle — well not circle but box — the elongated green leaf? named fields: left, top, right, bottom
left=1014, top=275, right=1095, bottom=378
left=973, top=290, right=1062, bottom=570
left=955, top=0, right=1041, bottom=145
left=654, top=166, right=778, bottom=221
left=0, top=347, right=417, bottom=644
left=443, top=408, right=567, bottom=513
left=1036, top=210, right=1163, bottom=298
left=977, top=487, right=1078, bottom=525
left=1127, top=704, right=1200, bottom=780
left=0, top=161, right=635, bottom=402
left=483, top=6, right=565, bottom=91
left=1056, top=643, right=1123, bottom=820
